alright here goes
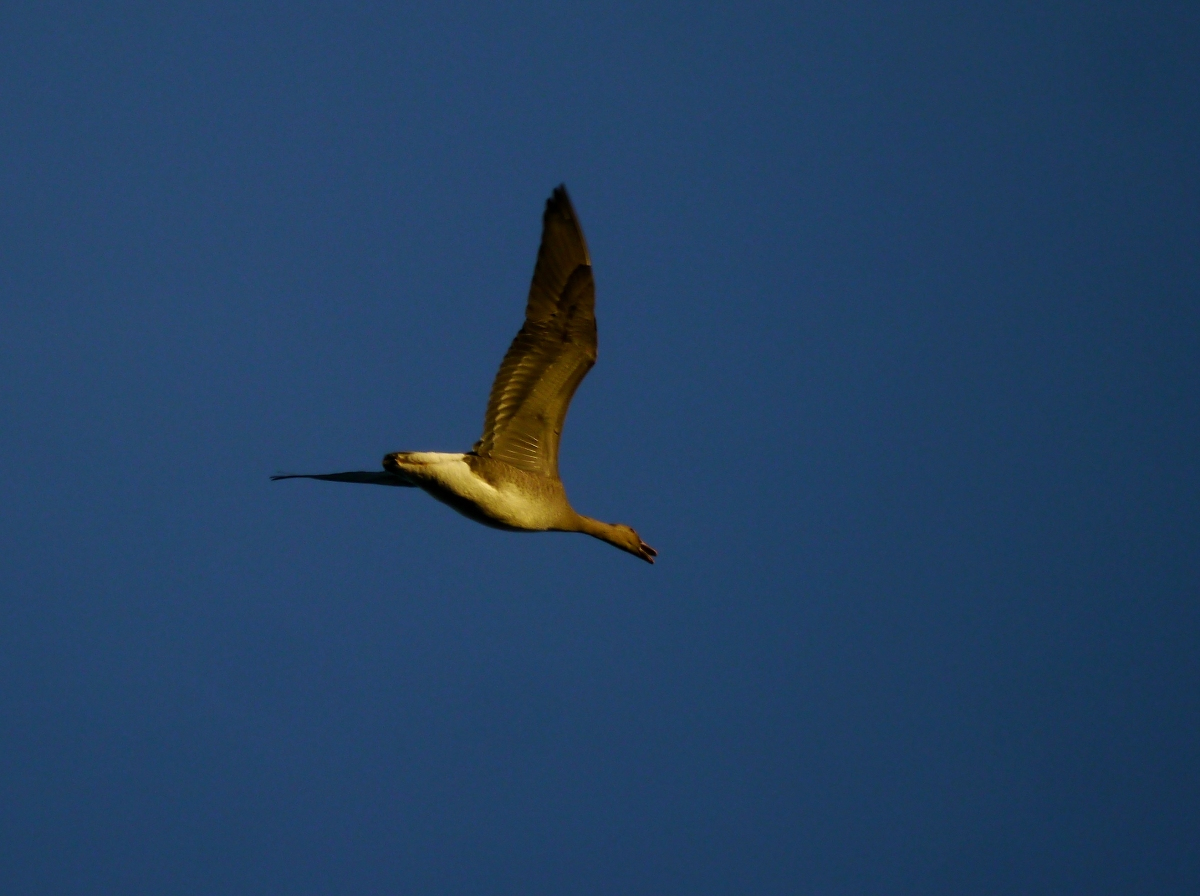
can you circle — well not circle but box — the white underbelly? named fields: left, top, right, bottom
left=398, top=455, right=560, bottom=530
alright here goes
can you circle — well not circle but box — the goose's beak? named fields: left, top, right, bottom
left=638, top=541, right=658, bottom=564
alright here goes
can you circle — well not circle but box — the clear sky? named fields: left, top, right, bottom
left=1, top=3, right=1197, bottom=893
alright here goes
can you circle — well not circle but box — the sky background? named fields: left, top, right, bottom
left=2, top=3, right=1198, bottom=894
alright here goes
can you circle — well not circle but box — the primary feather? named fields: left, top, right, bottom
left=473, top=187, right=597, bottom=478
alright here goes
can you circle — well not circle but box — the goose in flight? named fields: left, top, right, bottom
left=273, top=186, right=657, bottom=563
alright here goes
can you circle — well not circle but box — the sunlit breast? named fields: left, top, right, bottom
left=398, top=454, right=562, bottom=530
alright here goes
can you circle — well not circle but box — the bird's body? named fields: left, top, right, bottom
left=384, top=452, right=569, bottom=532
left=273, top=186, right=656, bottom=563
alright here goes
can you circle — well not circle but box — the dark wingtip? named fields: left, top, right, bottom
left=547, top=183, right=574, bottom=217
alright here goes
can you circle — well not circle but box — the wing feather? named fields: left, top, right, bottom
left=270, top=471, right=415, bottom=487
left=474, top=186, right=597, bottom=478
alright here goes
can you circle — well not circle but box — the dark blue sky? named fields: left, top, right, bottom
left=2, top=3, right=1197, bottom=893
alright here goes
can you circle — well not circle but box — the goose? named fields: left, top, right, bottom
left=273, top=186, right=657, bottom=563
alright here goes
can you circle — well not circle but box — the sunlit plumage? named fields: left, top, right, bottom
left=273, top=186, right=656, bottom=563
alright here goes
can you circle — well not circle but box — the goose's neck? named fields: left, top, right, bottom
left=571, top=513, right=623, bottom=545
left=565, top=510, right=654, bottom=563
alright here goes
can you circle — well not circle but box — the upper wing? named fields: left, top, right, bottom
left=473, top=186, right=597, bottom=478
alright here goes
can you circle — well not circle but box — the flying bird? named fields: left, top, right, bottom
left=273, top=186, right=657, bottom=563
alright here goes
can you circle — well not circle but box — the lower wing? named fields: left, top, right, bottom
left=270, top=471, right=416, bottom=487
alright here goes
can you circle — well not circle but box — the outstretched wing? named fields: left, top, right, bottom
left=473, top=185, right=597, bottom=478
left=271, top=471, right=415, bottom=487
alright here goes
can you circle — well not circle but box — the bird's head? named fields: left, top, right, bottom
left=611, top=524, right=658, bottom=564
